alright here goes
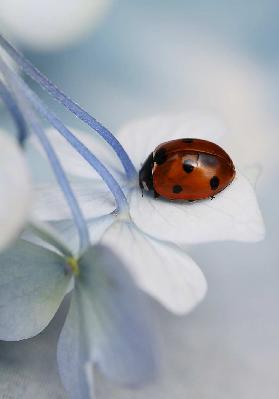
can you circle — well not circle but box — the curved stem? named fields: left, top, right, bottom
left=29, top=114, right=90, bottom=254
left=28, top=112, right=90, bottom=253
left=0, top=34, right=138, bottom=180
left=0, top=57, right=129, bottom=213
left=0, top=59, right=90, bottom=254
left=0, top=79, right=28, bottom=145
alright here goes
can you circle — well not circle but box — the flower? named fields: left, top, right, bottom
left=0, top=0, right=113, bottom=51
left=0, top=236, right=156, bottom=399
left=0, top=34, right=266, bottom=399
left=0, top=131, right=31, bottom=250
left=32, top=112, right=265, bottom=314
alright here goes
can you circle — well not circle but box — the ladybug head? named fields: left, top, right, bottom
left=139, top=152, right=154, bottom=192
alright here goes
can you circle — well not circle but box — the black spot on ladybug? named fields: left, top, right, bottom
left=172, top=184, right=183, bottom=194
left=210, top=176, right=220, bottom=190
left=154, top=148, right=167, bottom=165
left=183, top=160, right=194, bottom=173
left=182, top=138, right=194, bottom=143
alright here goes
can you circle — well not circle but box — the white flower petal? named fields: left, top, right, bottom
left=24, top=215, right=115, bottom=256
left=30, top=127, right=124, bottom=180
left=0, top=134, right=31, bottom=250
left=33, top=178, right=115, bottom=222
left=130, top=171, right=265, bottom=245
left=100, top=221, right=207, bottom=314
left=56, top=215, right=115, bottom=256
left=117, top=111, right=227, bottom=170
left=58, top=245, right=156, bottom=397
left=22, top=219, right=79, bottom=255
left=0, top=240, right=71, bottom=340
left=243, top=163, right=262, bottom=188
left=22, top=219, right=73, bottom=257
left=87, top=214, right=116, bottom=245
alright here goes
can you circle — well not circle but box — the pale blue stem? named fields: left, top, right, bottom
left=30, top=119, right=90, bottom=254
left=0, top=60, right=90, bottom=253
left=0, top=34, right=137, bottom=180
left=0, top=57, right=128, bottom=213
left=26, top=113, right=90, bottom=253
left=0, top=79, right=27, bottom=145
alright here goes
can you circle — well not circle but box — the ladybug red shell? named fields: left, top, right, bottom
left=139, top=138, right=235, bottom=201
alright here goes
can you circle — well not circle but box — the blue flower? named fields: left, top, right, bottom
left=0, top=236, right=156, bottom=399
left=0, top=34, right=266, bottom=399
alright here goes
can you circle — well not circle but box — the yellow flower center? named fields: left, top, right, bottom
left=66, top=257, right=80, bottom=276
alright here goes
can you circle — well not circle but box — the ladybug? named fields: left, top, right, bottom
left=139, top=138, right=235, bottom=201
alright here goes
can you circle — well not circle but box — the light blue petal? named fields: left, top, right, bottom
left=57, top=245, right=156, bottom=399
left=57, top=295, right=95, bottom=399
left=79, top=245, right=157, bottom=386
left=0, top=240, right=71, bottom=340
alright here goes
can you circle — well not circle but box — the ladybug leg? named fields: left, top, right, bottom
left=139, top=180, right=145, bottom=197
left=153, top=189, right=160, bottom=199
left=210, top=195, right=215, bottom=200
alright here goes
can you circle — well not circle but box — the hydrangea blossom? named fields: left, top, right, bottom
left=0, top=234, right=156, bottom=399
left=0, top=34, right=266, bottom=399
left=33, top=112, right=265, bottom=314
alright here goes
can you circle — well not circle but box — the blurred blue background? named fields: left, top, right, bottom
left=0, top=1, right=278, bottom=398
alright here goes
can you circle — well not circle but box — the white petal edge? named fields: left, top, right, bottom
left=28, top=127, right=124, bottom=180
left=33, top=178, right=115, bottom=221
left=130, top=170, right=265, bottom=245
left=0, top=133, right=31, bottom=250
left=24, top=215, right=115, bottom=257
left=100, top=221, right=207, bottom=314
left=22, top=219, right=73, bottom=257
left=117, top=111, right=228, bottom=170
